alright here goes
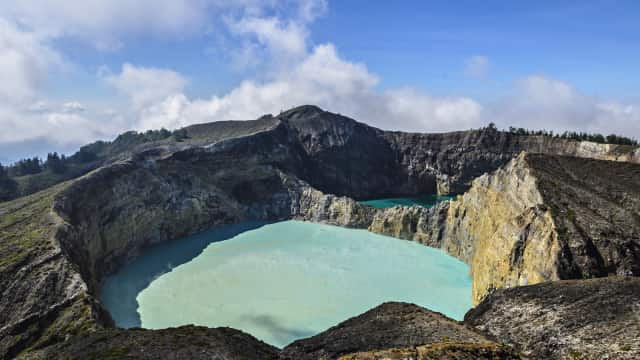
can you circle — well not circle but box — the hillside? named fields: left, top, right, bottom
left=2, top=105, right=638, bottom=202
left=0, top=105, right=639, bottom=358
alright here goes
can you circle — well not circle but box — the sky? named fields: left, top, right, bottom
left=1, top=0, right=639, bottom=163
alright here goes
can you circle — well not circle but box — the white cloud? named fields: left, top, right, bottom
left=224, top=0, right=327, bottom=70
left=0, top=19, right=63, bottom=105
left=111, top=4, right=486, bottom=133
left=2, top=0, right=639, bottom=155
left=0, top=102, right=126, bottom=146
left=133, top=44, right=484, bottom=133
left=228, top=16, right=308, bottom=60
left=0, top=1, right=215, bottom=50
left=0, top=20, right=105, bottom=148
left=0, top=19, right=121, bottom=148
left=488, top=75, right=640, bottom=137
left=0, top=1, right=327, bottom=50
left=0, top=0, right=333, bottom=151
left=104, top=64, right=187, bottom=109
left=464, top=55, right=490, bottom=79
left=62, top=101, right=85, bottom=113
left=132, top=61, right=640, bottom=139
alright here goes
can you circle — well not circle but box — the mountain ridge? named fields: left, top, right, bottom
left=2, top=104, right=639, bottom=202
left=0, top=105, right=639, bottom=358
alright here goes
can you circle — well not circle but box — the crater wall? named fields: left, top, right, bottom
left=2, top=106, right=640, bottom=357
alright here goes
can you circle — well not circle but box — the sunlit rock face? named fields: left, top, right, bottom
left=3, top=106, right=640, bottom=358
left=465, top=277, right=640, bottom=360
left=102, top=221, right=472, bottom=348
left=377, top=153, right=640, bottom=304
left=281, top=302, right=520, bottom=360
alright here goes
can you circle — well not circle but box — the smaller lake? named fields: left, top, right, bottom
left=361, top=194, right=454, bottom=208
left=101, top=221, right=471, bottom=348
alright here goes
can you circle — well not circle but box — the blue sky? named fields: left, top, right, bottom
left=1, top=1, right=639, bottom=162
left=316, top=1, right=640, bottom=97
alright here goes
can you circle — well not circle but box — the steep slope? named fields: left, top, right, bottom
left=465, top=277, right=640, bottom=359
left=446, top=153, right=640, bottom=302
left=0, top=121, right=310, bottom=357
left=1, top=105, right=639, bottom=358
left=364, top=153, right=640, bottom=303
left=25, top=326, right=279, bottom=360
left=4, top=104, right=639, bottom=204
left=527, top=154, right=640, bottom=278
left=280, top=302, right=520, bottom=360
left=281, top=106, right=639, bottom=198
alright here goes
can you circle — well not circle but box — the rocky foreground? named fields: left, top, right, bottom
left=1, top=105, right=639, bottom=359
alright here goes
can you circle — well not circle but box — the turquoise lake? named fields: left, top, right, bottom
left=361, top=194, right=455, bottom=208
left=101, top=221, right=472, bottom=348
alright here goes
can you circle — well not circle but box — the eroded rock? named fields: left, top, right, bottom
left=280, top=302, right=520, bottom=360
left=465, top=277, right=640, bottom=359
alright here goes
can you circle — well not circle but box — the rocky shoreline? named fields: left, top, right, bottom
left=1, top=106, right=639, bottom=359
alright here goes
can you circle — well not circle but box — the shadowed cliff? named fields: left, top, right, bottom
left=1, top=105, right=639, bottom=359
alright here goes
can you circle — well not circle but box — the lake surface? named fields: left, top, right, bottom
left=101, top=221, right=472, bottom=348
left=361, top=194, right=454, bottom=208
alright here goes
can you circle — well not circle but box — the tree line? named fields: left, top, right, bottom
left=5, top=153, right=68, bottom=177
left=0, top=162, right=19, bottom=201
left=506, top=126, right=638, bottom=146
left=0, top=128, right=189, bottom=202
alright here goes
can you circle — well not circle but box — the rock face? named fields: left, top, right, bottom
left=280, top=302, right=520, bottom=360
left=339, top=343, right=520, bottom=360
left=439, top=153, right=563, bottom=304
left=465, top=277, right=640, bottom=360
left=362, top=153, right=640, bottom=303
left=1, top=105, right=639, bottom=358
left=280, top=105, right=639, bottom=198
left=23, top=326, right=280, bottom=360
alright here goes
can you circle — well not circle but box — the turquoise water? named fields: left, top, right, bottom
left=101, top=221, right=472, bottom=348
left=361, top=194, right=454, bottom=209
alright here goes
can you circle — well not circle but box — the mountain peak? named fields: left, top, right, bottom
left=277, top=105, right=325, bottom=120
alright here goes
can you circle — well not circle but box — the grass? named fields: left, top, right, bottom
left=87, top=346, right=131, bottom=359
left=0, top=182, right=67, bottom=272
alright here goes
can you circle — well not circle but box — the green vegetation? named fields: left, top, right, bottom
left=87, top=346, right=131, bottom=359
left=1, top=128, right=190, bottom=202
left=0, top=184, right=64, bottom=271
left=0, top=162, right=19, bottom=202
left=8, top=157, right=43, bottom=176
left=507, top=126, right=638, bottom=146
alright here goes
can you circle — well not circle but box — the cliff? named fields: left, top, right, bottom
left=1, top=105, right=639, bottom=358
left=281, top=302, right=521, bottom=360
left=363, top=153, right=640, bottom=303
left=281, top=105, right=639, bottom=197
left=466, top=277, right=640, bottom=359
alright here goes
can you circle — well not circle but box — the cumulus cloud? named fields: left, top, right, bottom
left=0, top=0, right=332, bottom=152
left=0, top=102, right=127, bottom=146
left=223, top=0, right=326, bottom=71
left=131, top=44, right=484, bottom=133
left=131, top=61, right=640, bottom=138
left=0, top=0, right=219, bottom=50
left=464, top=55, right=490, bottom=79
left=228, top=16, right=308, bottom=60
left=0, top=19, right=120, bottom=152
left=0, top=0, right=327, bottom=50
left=0, top=20, right=103, bottom=150
left=488, top=75, right=640, bottom=137
left=104, top=64, right=188, bottom=109
left=102, top=1, right=487, bottom=133
left=0, top=19, right=62, bottom=105
left=2, top=0, right=640, bottom=158
left=62, top=101, right=85, bottom=113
